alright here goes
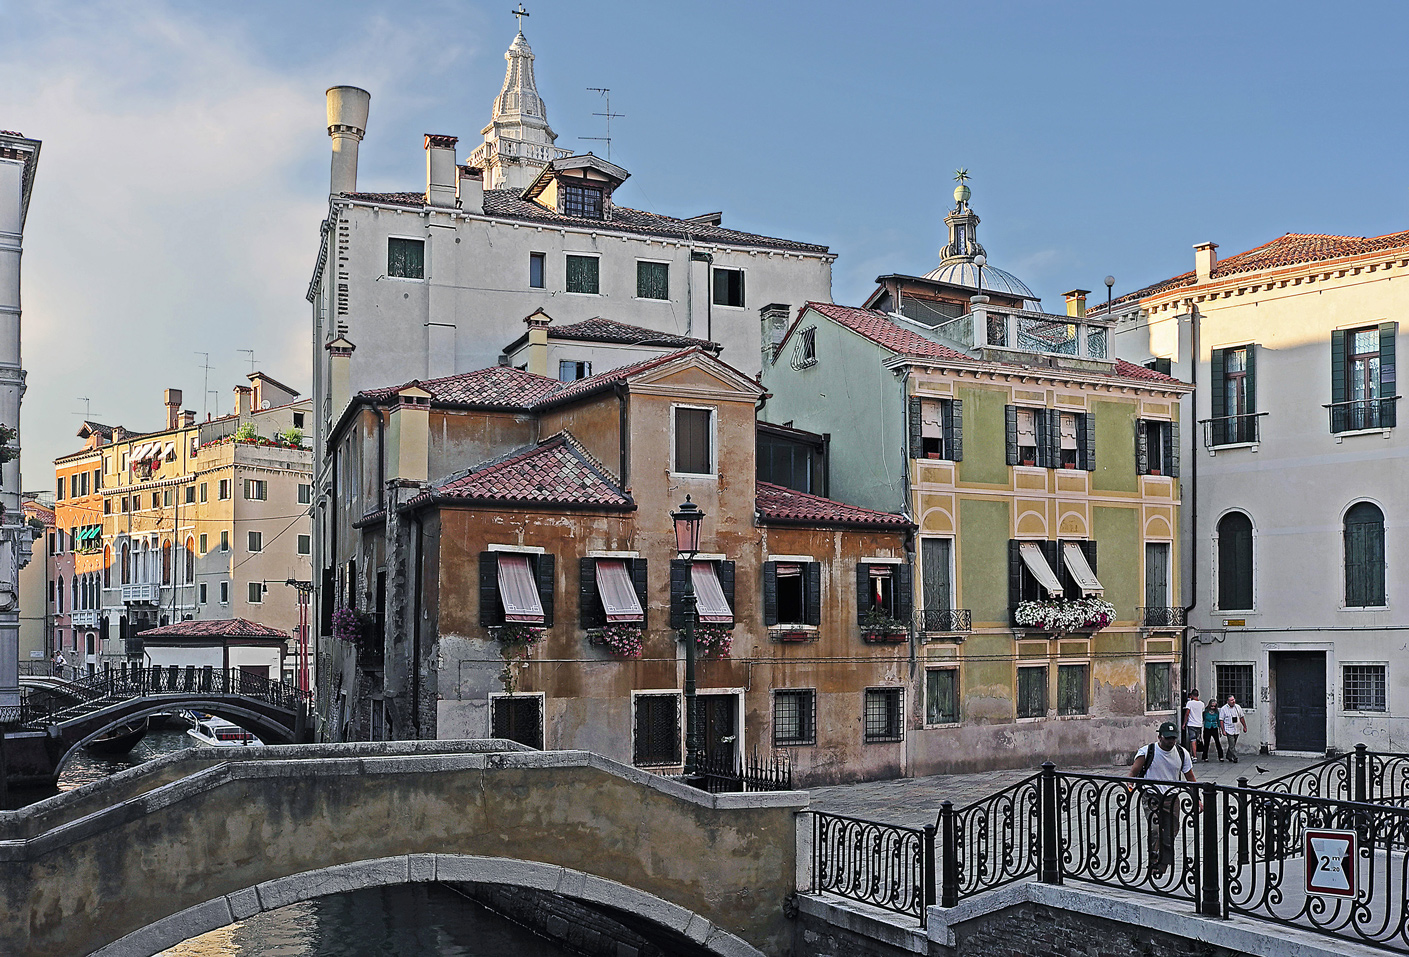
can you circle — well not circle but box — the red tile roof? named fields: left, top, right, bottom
left=1111, top=359, right=1183, bottom=384
left=1103, top=230, right=1409, bottom=309
left=803, top=302, right=971, bottom=360
left=755, top=482, right=911, bottom=529
left=24, top=501, right=55, bottom=527
left=549, top=317, right=717, bottom=350
left=138, top=618, right=289, bottom=640
left=425, top=432, right=632, bottom=509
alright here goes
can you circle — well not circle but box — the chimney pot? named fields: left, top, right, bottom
left=1062, top=289, right=1090, bottom=319
left=759, top=303, right=792, bottom=365
left=326, top=86, right=371, bottom=195
left=164, top=388, right=183, bottom=430
left=459, top=164, right=484, bottom=215
left=425, top=134, right=459, bottom=207
left=1194, top=242, right=1219, bottom=282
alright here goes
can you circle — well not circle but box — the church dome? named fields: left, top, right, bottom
left=923, top=261, right=1037, bottom=301
left=927, top=174, right=1039, bottom=306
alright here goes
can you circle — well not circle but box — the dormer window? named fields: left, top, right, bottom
left=562, top=184, right=603, bottom=219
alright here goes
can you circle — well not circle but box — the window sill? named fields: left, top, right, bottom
left=1340, top=605, right=1390, bottom=612
left=563, top=291, right=602, bottom=297
left=669, top=471, right=717, bottom=480
left=381, top=276, right=425, bottom=283
left=1333, top=427, right=1393, bottom=442
left=1015, top=715, right=1047, bottom=723
left=1207, top=442, right=1258, bottom=455
left=923, top=721, right=961, bottom=730
left=712, top=303, right=746, bottom=311
left=863, top=737, right=905, bottom=745
left=633, top=296, right=671, bottom=303
left=1341, top=709, right=1388, bottom=716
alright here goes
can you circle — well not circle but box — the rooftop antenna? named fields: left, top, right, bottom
left=73, top=397, right=95, bottom=420
left=511, top=2, right=529, bottom=32
left=195, top=351, right=214, bottom=419
left=583, top=88, right=624, bottom=162
left=208, top=390, right=221, bottom=418
left=237, top=349, right=256, bottom=374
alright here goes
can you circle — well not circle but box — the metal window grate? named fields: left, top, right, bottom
left=633, top=694, right=681, bottom=766
left=492, top=695, right=545, bottom=749
left=1343, top=665, right=1387, bottom=713
left=863, top=688, right=903, bottom=743
left=773, top=689, right=816, bottom=746
left=1215, top=664, right=1255, bottom=709
left=1146, top=662, right=1173, bottom=711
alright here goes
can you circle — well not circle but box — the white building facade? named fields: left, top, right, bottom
left=1106, top=231, right=1408, bottom=755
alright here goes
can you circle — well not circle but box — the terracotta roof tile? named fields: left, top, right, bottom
left=1111, top=359, right=1184, bottom=384
left=24, top=501, right=55, bottom=527
left=803, top=301, right=971, bottom=360
left=549, top=317, right=717, bottom=350
left=755, top=482, right=911, bottom=529
left=359, top=365, right=562, bottom=408
left=429, top=432, right=632, bottom=509
left=138, top=618, right=289, bottom=640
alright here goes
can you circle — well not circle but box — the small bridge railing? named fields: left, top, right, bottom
left=0, top=665, right=310, bottom=728
left=812, top=812, right=934, bottom=925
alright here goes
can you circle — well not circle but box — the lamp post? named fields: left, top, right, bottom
left=1104, top=275, right=1115, bottom=318
left=672, top=495, right=704, bottom=786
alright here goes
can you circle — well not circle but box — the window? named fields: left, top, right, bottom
left=1146, top=662, right=1174, bottom=712
left=919, top=538, right=952, bottom=625
left=673, top=406, right=713, bottom=475
left=293, top=412, right=304, bottom=430
left=797, top=326, right=817, bottom=366
left=1057, top=664, right=1089, bottom=716
left=245, top=479, right=267, bottom=501
left=633, top=694, right=681, bottom=766
left=579, top=557, right=646, bottom=628
left=56, top=476, right=65, bottom=501
left=561, top=184, right=603, bottom=219
left=298, top=483, right=312, bottom=505
left=184, top=485, right=195, bottom=504
left=1210, top=345, right=1256, bottom=444
left=120, top=496, right=128, bottom=513
left=151, top=493, right=160, bottom=509
left=220, top=531, right=230, bottom=552
left=712, top=267, right=744, bottom=307
left=909, top=397, right=963, bottom=462
left=479, top=551, right=554, bottom=627
left=93, top=468, right=101, bottom=492
left=1006, top=406, right=1091, bottom=470
left=1345, top=502, right=1386, bottom=607
left=558, top=360, right=591, bottom=382
left=103, top=499, right=111, bottom=514
left=1216, top=512, right=1254, bottom=610
left=1144, top=357, right=1173, bottom=376
left=1138, top=420, right=1178, bottom=477
left=1343, top=665, right=1387, bottom=713
left=1332, top=324, right=1397, bottom=432
left=219, top=581, right=230, bottom=604
left=565, top=254, right=599, bottom=294
left=857, top=562, right=912, bottom=624
left=387, top=237, right=425, bottom=280
left=198, top=582, right=207, bottom=604
left=297, top=534, right=312, bottom=556
left=1058, top=413, right=1080, bottom=468
left=863, top=688, right=904, bottom=743
left=1015, top=408, right=1039, bottom=465
left=528, top=251, right=545, bottom=288
left=185, top=538, right=194, bottom=583
left=218, top=480, right=231, bottom=500
left=248, top=531, right=263, bottom=553
left=161, top=489, right=171, bottom=507
left=1144, top=542, right=1171, bottom=622
left=773, top=689, right=817, bottom=746
left=78, top=472, right=88, bottom=496
left=198, top=533, right=207, bottom=554
left=1011, top=541, right=1062, bottom=606
left=669, top=560, right=734, bottom=628
left=248, top=581, right=264, bottom=604
left=1215, top=664, right=1254, bottom=710
left=1017, top=667, right=1048, bottom=718
left=491, top=694, right=545, bottom=749
left=636, top=260, right=669, bottom=300
left=56, top=575, right=64, bottom=612
left=763, top=561, right=820, bottom=627
left=926, top=668, right=959, bottom=725
left=200, top=483, right=208, bottom=503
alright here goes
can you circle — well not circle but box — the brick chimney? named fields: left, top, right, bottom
left=425, top=135, right=459, bottom=207
left=234, top=385, right=252, bottom=419
left=1063, top=290, right=1089, bottom=319
left=1194, top=242, right=1219, bottom=282
left=181, top=410, right=195, bottom=428
left=164, top=389, right=183, bottom=430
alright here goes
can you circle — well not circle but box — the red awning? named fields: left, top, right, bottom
left=692, top=563, right=733, bottom=624
left=497, top=554, right=544, bottom=624
left=596, top=559, right=643, bottom=623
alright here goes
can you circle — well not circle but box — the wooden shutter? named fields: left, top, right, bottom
left=1165, top=421, right=1179, bottom=478
left=1330, top=330, right=1347, bottom=432
left=762, top=561, right=779, bottom=626
left=895, top=563, right=914, bottom=623
left=908, top=396, right=923, bottom=459
left=535, top=554, right=555, bottom=628
left=1008, top=540, right=1023, bottom=610
left=857, top=562, right=871, bottom=624
left=1135, top=419, right=1149, bottom=475
left=1005, top=405, right=1018, bottom=465
left=1048, top=410, right=1063, bottom=469
left=1079, top=412, right=1095, bottom=471
left=631, top=559, right=649, bottom=628
left=1079, top=540, right=1097, bottom=576
left=805, top=562, right=822, bottom=626
left=1381, top=322, right=1398, bottom=428
left=1210, top=348, right=1227, bottom=443
left=946, top=399, right=964, bottom=462
left=718, top=560, right=736, bottom=615
left=669, top=559, right=688, bottom=629
left=479, top=552, right=498, bottom=626
left=1245, top=343, right=1257, bottom=417
left=579, top=558, right=603, bottom=629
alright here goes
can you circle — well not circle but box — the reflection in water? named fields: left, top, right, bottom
left=3, top=725, right=197, bottom=809
left=159, top=885, right=572, bottom=956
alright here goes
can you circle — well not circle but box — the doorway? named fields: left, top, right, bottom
left=1273, top=652, right=1327, bottom=753
left=695, top=692, right=739, bottom=771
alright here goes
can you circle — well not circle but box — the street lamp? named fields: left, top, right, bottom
left=1104, top=275, right=1115, bottom=318
left=671, top=495, right=704, bottom=785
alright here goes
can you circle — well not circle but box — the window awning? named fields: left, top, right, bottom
left=921, top=402, right=943, bottom=438
left=595, top=559, right=643, bottom=623
left=1019, top=543, right=1063, bottom=597
left=162, top=441, right=175, bottom=459
left=1062, top=543, right=1103, bottom=596
left=1060, top=413, right=1078, bottom=450
left=497, top=554, right=544, bottom=624
left=692, top=562, right=733, bottom=624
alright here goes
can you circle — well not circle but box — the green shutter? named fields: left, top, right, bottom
left=535, top=554, right=555, bottom=628
left=805, top=563, right=822, bottom=626
left=1136, top=419, right=1149, bottom=475
left=908, top=396, right=923, bottom=459
left=894, top=563, right=914, bottom=623
left=1168, top=420, right=1180, bottom=479
left=579, top=558, right=603, bottom=629
left=762, top=562, right=778, bottom=626
left=1210, top=348, right=1226, bottom=444
left=1331, top=329, right=1347, bottom=433
left=947, top=399, right=964, bottom=462
left=566, top=255, right=599, bottom=294
left=637, top=261, right=669, bottom=300
left=1380, top=322, right=1397, bottom=428
left=1079, top=412, right=1095, bottom=471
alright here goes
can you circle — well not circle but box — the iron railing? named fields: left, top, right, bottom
left=813, top=812, right=934, bottom=925
left=1200, top=412, right=1267, bottom=448
left=1325, top=396, right=1399, bottom=434
left=694, top=750, right=793, bottom=794
left=917, top=608, right=972, bottom=634
left=1139, top=606, right=1187, bottom=627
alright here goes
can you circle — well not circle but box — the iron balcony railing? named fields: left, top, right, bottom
left=917, top=608, right=972, bottom=635
left=1139, top=606, right=1186, bottom=628
left=813, top=812, right=935, bottom=926
left=1200, top=412, right=1268, bottom=448
left=1324, top=396, right=1399, bottom=434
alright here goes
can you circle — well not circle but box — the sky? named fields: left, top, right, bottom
left=2, top=0, right=1408, bottom=488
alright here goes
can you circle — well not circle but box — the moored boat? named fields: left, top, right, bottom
left=83, top=718, right=149, bottom=756
left=186, top=714, right=263, bottom=748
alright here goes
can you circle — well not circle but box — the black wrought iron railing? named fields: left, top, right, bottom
left=1325, top=396, right=1399, bottom=434
left=939, top=773, right=1041, bottom=904
left=1200, top=412, right=1267, bottom=448
left=917, top=608, right=972, bottom=634
left=694, top=750, right=793, bottom=794
left=813, top=812, right=934, bottom=925
left=1139, top=606, right=1187, bottom=627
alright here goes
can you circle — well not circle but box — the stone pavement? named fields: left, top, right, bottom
left=805, top=750, right=1327, bottom=828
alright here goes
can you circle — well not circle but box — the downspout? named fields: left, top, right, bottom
left=898, top=363, right=917, bottom=781
left=615, top=383, right=629, bottom=487
left=412, top=512, right=422, bottom=737
left=1182, top=300, right=1199, bottom=696
left=374, top=406, right=387, bottom=512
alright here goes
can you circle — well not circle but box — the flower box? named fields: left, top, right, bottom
left=692, top=623, right=733, bottom=659
left=588, top=624, right=644, bottom=659
left=863, top=631, right=909, bottom=644
left=1013, top=597, right=1116, bottom=635
left=771, top=629, right=817, bottom=643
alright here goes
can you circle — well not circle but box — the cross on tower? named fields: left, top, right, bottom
left=511, top=3, right=529, bottom=32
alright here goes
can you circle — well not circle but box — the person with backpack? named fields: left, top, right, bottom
left=1128, top=720, right=1199, bottom=879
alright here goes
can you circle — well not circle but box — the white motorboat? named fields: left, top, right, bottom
left=186, top=713, right=263, bottom=748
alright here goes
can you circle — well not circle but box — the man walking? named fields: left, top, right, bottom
left=1129, top=720, right=1198, bottom=879
left=1219, top=694, right=1249, bottom=762
left=1183, top=689, right=1205, bottom=762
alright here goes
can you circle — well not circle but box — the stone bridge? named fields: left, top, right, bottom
left=0, top=741, right=806, bottom=956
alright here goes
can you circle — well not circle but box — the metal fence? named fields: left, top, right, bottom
left=813, top=812, right=934, bottom=924
left=694, top=750, right=793, bottom=794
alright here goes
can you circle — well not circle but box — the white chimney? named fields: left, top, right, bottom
left=326, top=86, right=371, bottom=196
left=425, top=135, right=459, bottom=207
left=459, top=164, right=484, bottom=214
left=1194, top=242, right=1219, bottom=282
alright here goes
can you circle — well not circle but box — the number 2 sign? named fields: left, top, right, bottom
left=1305, top=829, right=1356, bottom=899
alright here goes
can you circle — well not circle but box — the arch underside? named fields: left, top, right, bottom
left=92, top=855, right=765, bottom=957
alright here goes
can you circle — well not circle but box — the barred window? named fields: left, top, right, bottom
left=1343, top=665, right=1387, bottom=713
left=633, top=694, right=681, bottom=766
left=1057, top=664, right=1089, bottom=716
left=566, top=254, right=600, bottom=294
left=492, top=694, right=545, bottom=749
left=387, top=238, right=425, bottom=279
left=926, top=668, right=959, bottom=725
left=773, top=689, right=816, bottom=747
left=1215, top=664, right=1255, bottom=709
left=1017, top=666, right=1048, bottom=719
left=637, top=261, right=669, bottom=300
left=1146, top=662, right=1174, bottom=712
left=562, top=184, right=603, bottom=219
left=863, top=688, right=903, bottom=743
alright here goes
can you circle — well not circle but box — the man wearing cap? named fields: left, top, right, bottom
left=1128, top=720, right=1197, bottom=878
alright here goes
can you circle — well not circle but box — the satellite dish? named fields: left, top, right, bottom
left=261, top=400, right=271, bottom=409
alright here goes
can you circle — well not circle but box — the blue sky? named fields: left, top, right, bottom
left=2, top=0, right=1407, bottom=482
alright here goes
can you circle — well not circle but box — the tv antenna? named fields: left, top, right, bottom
left=583, top=88, right=624, bottom=162
left=73, top=397, right=96, bottom=420
left=195, top=351, right=214, bottom=418
left=237, top=349, right=256, bottom=374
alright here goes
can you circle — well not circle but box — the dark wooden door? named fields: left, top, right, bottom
left=697, top=693, right=738, bottom=770
left=1275, top=652, right=1327, bottom=752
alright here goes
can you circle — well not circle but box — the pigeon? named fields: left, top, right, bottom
left=1255, top=765, right=1270, bottom=774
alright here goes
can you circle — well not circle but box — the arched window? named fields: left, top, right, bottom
left=121, top=542, right=130, bottom=585
left=104, top=546, right=111, bottom=589
left=1345, top=502, right=1386, bottom=608
left=71, top=576, right=78, bottom=610
left=57, top=575, right=64, bottom=613
left=1217, top=512, right=1254, bottom=611
left=162, top=540, right=172, bottom=585
left=185, top=537, right=195, bottom=584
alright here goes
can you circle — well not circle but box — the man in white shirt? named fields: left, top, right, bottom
left=1128, top=721, right=1197, bottom=878
left=1183, top=690, right=1206, bottom=762
left=1219, top=695, right=1249, bottom=762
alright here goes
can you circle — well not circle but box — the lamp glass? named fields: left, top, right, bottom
left=672, top=496, right=703, bottom=555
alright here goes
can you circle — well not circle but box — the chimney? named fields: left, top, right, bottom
left=1063, top=290, right=1089, bottom=319
left=1194, top=242, right=1218, bottom=282
left=326, top=336, right=357, bottom=422
left=164, top=388, right=183, bottom=430
left=425, top=135, right=459, bottom=207
left=234, top=385, right=252, bottom=419
left=524, top=309, right=552, bottom=377
left=759, top=303, right=791, bottom=366
left=113, top=426, right=127, bottom=443
left=326, top=86, right=371, bottom=195
left=459, top=164, right=484, bottom=215
left=181, top=410, right=196, bottom=428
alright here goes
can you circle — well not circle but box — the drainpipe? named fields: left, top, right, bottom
left=615, top=384, right=629, bottom=487
left=1181, top=300, right=1199, bottom=696
left=412, top=512, right=422, bottom=737
left=374, top=406, right=387, bottom=512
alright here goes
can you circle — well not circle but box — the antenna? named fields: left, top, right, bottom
left=73, top=397, right=95, bottom=420
left=195, top=351, right=214, bottom=419
left=237, top=349, right=256, bottom=374
left=583, top=88, right=624, bottom=162
left=208, top=390, right=221, bottom=418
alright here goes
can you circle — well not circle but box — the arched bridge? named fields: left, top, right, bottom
left=0, top=742, right=805, bottom=957
left=1, top=668, right=312, bottom=786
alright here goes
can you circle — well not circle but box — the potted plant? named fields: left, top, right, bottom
left=1013, top=597, right=1117, bottom=635
left=588, top=623, right=645, bottom=659
left=772, top=627, right=815, bottom=643
left=861, top=607, right=908, bottom=643
left=694, top=623, right=733, bottom=659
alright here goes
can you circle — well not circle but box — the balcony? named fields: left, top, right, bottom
left=1200, top=413, right=1266, bottom=448
left=1139, top=606, right=1186, bottom=629
left=121, top=583, right=160, bottom=603
left=70, top=609, right=99, bottom=627
left=917, top=608, right=972, bottom=637
left=932, top=303, right=1115, bottom=364
left=1325, top=396, right=1399, bottom=434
